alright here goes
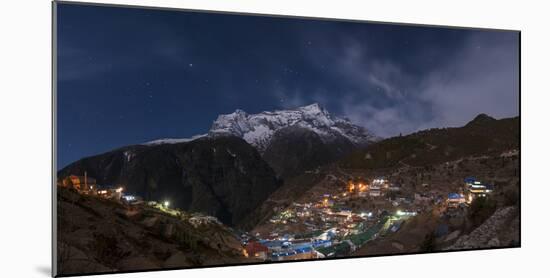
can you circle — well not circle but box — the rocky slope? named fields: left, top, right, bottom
left=340, top=114, right=519, bottom=169
left=56, top=187, right=252, bottom=276
left=445, top=206, right=520, bottom=250
left=58, top=136, right=281, bottom=228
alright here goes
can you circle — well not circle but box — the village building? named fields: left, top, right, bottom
left=325, top=213, right=349, bottom=224
left=388, top=183, right=402, bottom=191
left=245, top=241, right=268, bottom=260
left=372, top=177, right=387, bottom=185
left=261, top=240, right=286, bottom=252
left=414, top=193, right=431, bottom=203
left=121, top=194, right=143, bottom=205
left=447, top=193, right=466, bottom=208
left=96, top=185, right=124, bottom=200
left=369, top=189, right=382, bottom=197
left=370, top=183, right=381, bottom=190
left=464, top=177, right=477, bottom=186
left=61, top=173, right=97, bottom=193
left=347, top=179, right=368, bottom=195
left=270, top=245, right=315, bottom=261
left=464, top=177, right=495, bottom=202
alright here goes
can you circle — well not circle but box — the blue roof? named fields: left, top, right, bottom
left=312, top=240, right=331, bottom=247
left=272, top=246, right=313, bottom=257
left=448, top=193, right=462, bottom=199
left=294, top=246, right=313, bottom=252
left=261, top=240, right=284, bottom=247
left=464, top=177, right=476, bottom=183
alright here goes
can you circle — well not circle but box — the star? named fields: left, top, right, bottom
left=189, top=63, right=193, bottom=67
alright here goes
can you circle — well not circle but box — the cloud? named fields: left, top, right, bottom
left=295, top=32, right=519, bottom=138
left=417, top=33, right=519, bottom=129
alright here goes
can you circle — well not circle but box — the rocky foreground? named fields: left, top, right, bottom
left=56, top=187, right=253, bottom=276
left=446, top=206, right=520, bottom=250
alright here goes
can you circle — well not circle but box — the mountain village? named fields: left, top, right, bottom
left=58, top=163, right=501, bottom=262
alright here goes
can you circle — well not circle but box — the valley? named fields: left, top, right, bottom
left=56, top=104, right=520, bottom=274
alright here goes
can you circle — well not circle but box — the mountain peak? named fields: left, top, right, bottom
left=467, top=113, right=496, bottom=126
left=299, top=102, right=322, bottom=111
left=144, top=104, right=377, bottom=150
left=209, top=104, right=376, bottom=151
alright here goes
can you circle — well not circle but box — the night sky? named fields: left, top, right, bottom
left=56, top=3, right=519, bottom=169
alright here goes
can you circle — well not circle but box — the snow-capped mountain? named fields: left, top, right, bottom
left=143, top=103, right=377, bottom=152
left=208, top=103, right=377, bottom=151
left=144, top=134, right=207, bottom=146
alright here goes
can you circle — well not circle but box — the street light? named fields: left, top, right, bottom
left=164, top=201, right=170, bottom=208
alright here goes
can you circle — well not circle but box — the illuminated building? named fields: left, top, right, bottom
left=61, top=172, right=97, bottom=193
left=464, top=177, right=494, bottom=202
left=96, top=185, right=124, bottom=200
left=447, top=193, right=466, bottom=208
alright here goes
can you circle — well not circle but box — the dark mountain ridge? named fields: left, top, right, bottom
left=58, top=136, right=281, bottom=228
left=339, top=115, right=519, bottom=170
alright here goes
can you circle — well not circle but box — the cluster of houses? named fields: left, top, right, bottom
left=58, top=172, right=142, bottom=205
left=269, top=201, right=372, bottom=230
left=347, top=176, right=401, bottom=198
left=445, top=177, right=495, bottom=208
left=255, top=177, right=415, bottom=261
left=249, top=207, right=416, bottom=261
left=446, top=193, right=467, bottom=208
left=244, top=232, right=335, bottom=261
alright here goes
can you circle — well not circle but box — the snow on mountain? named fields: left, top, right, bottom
left=209, top=103, right=377, bottom=151
left=142, top=104, right=377, bottom=150
left=143, top=134, right=207, bottom=145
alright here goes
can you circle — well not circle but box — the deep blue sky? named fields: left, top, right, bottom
left=56, top=3, right=519, bottom=169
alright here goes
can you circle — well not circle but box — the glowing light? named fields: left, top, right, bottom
left=164, top=201, right=170, bottom=208
left=116, top=187, right=123, bottom=193
left=348, top=182, right=355, bottom=193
